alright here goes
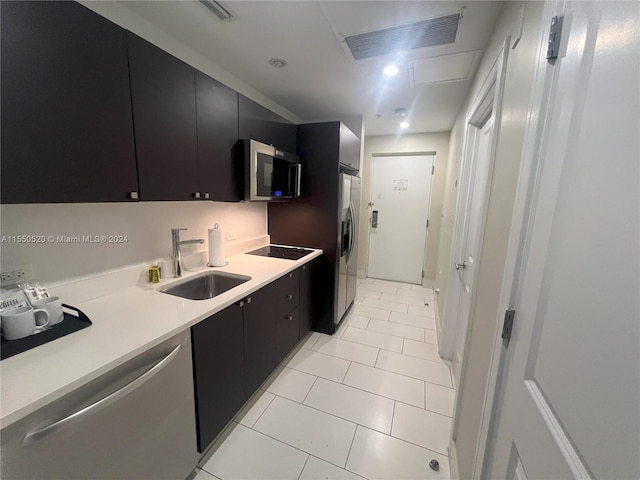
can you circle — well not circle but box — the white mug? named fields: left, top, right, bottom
left=1, top=306, right=50, bottom=341
left=31, top=296, right=64, bottom=326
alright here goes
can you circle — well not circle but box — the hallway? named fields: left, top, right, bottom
left=194, top=279, right=454, bottom=480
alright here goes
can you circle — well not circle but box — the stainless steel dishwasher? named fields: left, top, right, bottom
left=1, top=330, right=199, bottom=479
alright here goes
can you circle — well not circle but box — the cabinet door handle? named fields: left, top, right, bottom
left=193, top=192, right=201, bottom=199
left=239, top=300, right=245, bottom=307
left=22, top=344, right=182, bottom=446
left=302, top=265, right=306, bottom=270
left=286, top=294, right=293, bottom=300
left=246, top=297, right=252, bottom=304
left=128, top=191, right=139, bottom=200
left=287, top=315, right=293, bottom=321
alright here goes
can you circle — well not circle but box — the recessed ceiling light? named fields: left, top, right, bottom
left=400, top=121, right=410, bottom=129
left=383, top=64, right=399, bottom=76
left=269, top=58, right=288, bottom=68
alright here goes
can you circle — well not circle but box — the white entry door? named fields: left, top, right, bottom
left=486, top=2, right=639, bottom=479
left=451, top=116, right=494, bottom=386
left=367, top=154, right=433, bottom=284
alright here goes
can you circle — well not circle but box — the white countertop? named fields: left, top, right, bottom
left=0, top=248, right=322, bottom=429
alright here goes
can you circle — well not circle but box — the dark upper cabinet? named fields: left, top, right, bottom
left=127, top=32, right=199, bottom=201
left=0, top=1, right=138, bottom=203
left=191, top=303, right=245, bottom=453
left=195, top=72, right=241, bottom=201
left=238, top=95, right=296, bottom=153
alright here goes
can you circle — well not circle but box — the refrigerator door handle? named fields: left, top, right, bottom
left=346, top=201, right=356, bottom=266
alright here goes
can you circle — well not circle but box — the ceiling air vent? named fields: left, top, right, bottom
left=199, top=0, right=236, bottom=22
left=343, top=13, right=460, bottom=61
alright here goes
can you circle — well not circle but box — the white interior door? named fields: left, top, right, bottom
left=451, top=117, right=494, bottom=386
left=367, top=154, right=433, bottom=284
left=486, top=2, right=639, bottom=479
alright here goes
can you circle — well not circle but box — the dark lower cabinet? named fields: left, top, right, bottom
left=127, top=32, right=199, bottom=201
left=191, top=259, right=320, bottom=453
left=1, top=1, right=138, bottom=203
left=242, top=285, right=277, bottom=398
left=299, top=259, right=318, bottom=339
left=191, top=303, right=244, bottom=453
left=276, top=308, right=300, bottom=363
left=195, top=72, right=241, bottom=201
left=273, top=270, right=300, bottom=320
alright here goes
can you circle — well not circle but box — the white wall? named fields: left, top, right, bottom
left=436, top=3, right=545, bottom=479
left=0, top=202, right=266, bottom=283
left=357, top=132, right=450, bottom=285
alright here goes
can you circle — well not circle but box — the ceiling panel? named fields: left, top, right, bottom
left=118, top=1, right=503, bottom=136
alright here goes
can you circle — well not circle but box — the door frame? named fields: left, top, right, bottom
left=440, top=39, right=510, bottom=365
left=365, top=151, right=435, bottom=283
left=470, top=13, right=559, bottom=478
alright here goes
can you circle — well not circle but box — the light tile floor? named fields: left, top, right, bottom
left=195, top=279, right=454, bottom=480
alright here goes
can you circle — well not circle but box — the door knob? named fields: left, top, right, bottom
left=455, top=261, right=470, bottom=270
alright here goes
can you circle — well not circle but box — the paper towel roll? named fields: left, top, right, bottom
left=208, top=225, right=226, bottom=267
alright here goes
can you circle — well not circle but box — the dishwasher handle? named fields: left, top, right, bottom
left=22, top=343, right=182, bottom=446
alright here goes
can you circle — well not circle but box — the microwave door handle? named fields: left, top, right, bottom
left=294, top=164, right=302, bottom=197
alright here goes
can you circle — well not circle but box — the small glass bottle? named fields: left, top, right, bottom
left=151, top=263, right=160, bottom=283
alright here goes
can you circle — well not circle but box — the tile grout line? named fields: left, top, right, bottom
left=395, top=396, right=454, bottom=418
left=301, top=375, right=319, bottom=404
left=324, top=332, right=404, bottom=355
left=371, top=361, right=453, bottom=389
left=246, top=414, right=344, bottom=465
left=343, top=424, right=359, bottom=470
left=296, top=454, right=310, bottom=480
left=359, top=423, right=450, bottom=459
left=391, top=400, right=397, bottom=435
left=341, top=361, right=353, bottom=385
left=251, top=395, right=364, bottom=470
left=248, top=391, right=277, bottom=428
left=313, top=374, right=429, bottom=415
left=307, top=453, right=370, bottom=480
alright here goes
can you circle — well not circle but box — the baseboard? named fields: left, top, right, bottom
left=434, top=286, right=443, bottom=353
left=449, top=438, right=461, bottom=480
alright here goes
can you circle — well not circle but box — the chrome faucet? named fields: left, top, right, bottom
left=171, top=228, right=205, bottom=277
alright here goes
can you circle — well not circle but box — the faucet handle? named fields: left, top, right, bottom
left=171, top=228, right=188, bottom=233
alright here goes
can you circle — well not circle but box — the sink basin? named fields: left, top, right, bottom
left=160, top=272, right=251, bottom=300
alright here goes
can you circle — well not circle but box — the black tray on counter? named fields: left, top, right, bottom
left=1, top=304, right=92, bottom=361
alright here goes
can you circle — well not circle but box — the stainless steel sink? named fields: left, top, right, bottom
left=160, top=272, right=251, bottom=300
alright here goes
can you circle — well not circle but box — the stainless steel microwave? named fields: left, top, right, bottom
left=243, top=139, right=302, bottom=201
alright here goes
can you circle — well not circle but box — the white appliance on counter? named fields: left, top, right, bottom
left=1, top=330, right=199, bottom=479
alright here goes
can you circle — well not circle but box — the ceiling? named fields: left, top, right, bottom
left=119, top=1, right=503, bottom=136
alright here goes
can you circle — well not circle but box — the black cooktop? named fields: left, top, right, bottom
left=246, top=245, right=314, bottom=260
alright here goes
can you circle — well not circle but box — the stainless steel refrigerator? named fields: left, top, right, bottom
left=337, top=173, right=360, bottom=322
left=268, top=121, right=362, bottom=334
